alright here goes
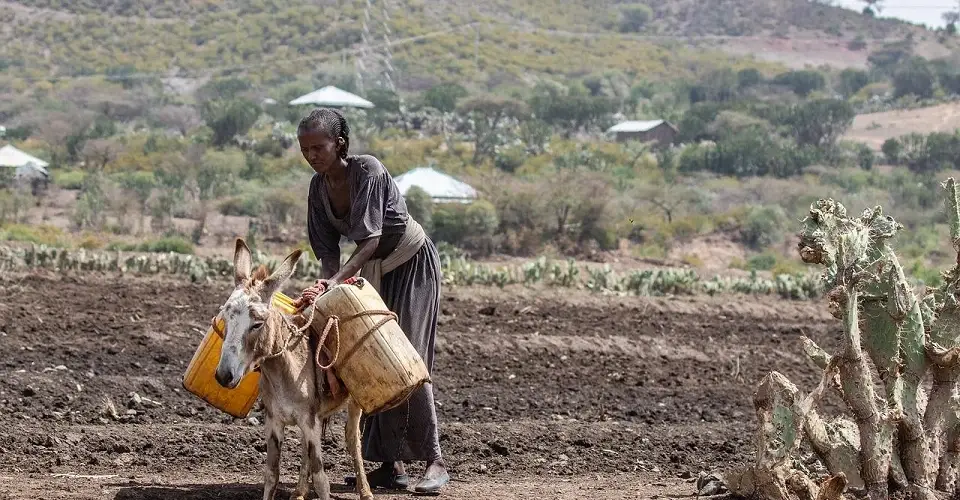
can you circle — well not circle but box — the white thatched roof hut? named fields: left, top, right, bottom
left=0, top=145, right=49, bottom=180
left=288, top=86, right=375, bottom=109
left=393, top=167, right=478, bottom=204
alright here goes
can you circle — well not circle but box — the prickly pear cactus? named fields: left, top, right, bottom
left=923, top=178, right=960, bottom=491
left=799, top=198, right=936, bottom=499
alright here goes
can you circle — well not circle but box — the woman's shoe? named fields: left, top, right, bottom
left=413, top=471, right=449, bottom=495
left=413, top=464, right=449, bottom=496
left=344, top=466, right=410, bottom=490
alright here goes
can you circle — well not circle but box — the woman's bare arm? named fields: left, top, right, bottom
left=331, top=236, right=380, bottom=283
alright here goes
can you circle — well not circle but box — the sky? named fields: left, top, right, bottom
left=833, top=0, right=955, bottom=29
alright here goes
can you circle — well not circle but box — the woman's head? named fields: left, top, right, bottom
left=297, top=107, right=350, bottom=175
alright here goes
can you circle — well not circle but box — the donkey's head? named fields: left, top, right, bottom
left=214, top=238, right=303, bottom=389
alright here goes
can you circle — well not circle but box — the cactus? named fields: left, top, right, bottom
left=725, top=361, right=845, bottom=500
left=922, top=178, right=960, bottom=492
left=0, top=241, right=825, bottom=299
left=730, top=183, right=960, bottom=500
left=797, top=198, right=938, bottom=500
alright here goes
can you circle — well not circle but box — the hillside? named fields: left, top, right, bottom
left=1, top=0, right=955, bottom=94
left=4, top=0, right=960, bottom=291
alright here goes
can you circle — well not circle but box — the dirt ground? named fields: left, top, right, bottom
left=844, top=101, right=960, bottom=151
left=0, top=269, right=842, bottom=499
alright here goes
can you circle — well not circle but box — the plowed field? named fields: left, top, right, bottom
left=0, top=271, right=840, bottom=499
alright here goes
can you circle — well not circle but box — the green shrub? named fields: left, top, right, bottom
left=106, top=236, right=195, bottom=254
left=746, top=252, right=778, bottom=271
left=0, top=224, right=68, bottom=246
left=619, top=4, right=653, bottom=32
left=741, top=205, right=788, bottom=250
left=219, top=194, right=264, bottom=217
left=404, top=186, right=434, bottom=234
left=54, top=169, right=87, bottom=190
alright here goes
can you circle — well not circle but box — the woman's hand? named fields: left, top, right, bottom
left=294, top=279, right=338, bottom=310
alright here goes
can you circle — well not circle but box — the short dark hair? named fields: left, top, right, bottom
left=297, top=107, right=350, bottom=158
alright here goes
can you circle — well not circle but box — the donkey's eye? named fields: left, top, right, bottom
left=251, top=321, right=264, bottom=331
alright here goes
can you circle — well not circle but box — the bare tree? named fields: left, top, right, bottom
left=81, top=139, right=123, bottom=172
left=152, top=105, right=202, bottom=136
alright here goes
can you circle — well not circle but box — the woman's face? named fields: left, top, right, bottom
left=298, top=130, right=341, bottom=175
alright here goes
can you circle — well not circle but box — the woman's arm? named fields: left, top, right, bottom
left=330, top=236, right=380, bottom=283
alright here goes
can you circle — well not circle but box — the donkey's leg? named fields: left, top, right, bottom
left=305, top=415, right=332, bottom=500
left=263, top=413, right=285, bottom=500
left=291, top=422, right=312, bottom=500
left=346, top=400, right=374, bottom=500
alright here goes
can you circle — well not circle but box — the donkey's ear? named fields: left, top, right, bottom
left=262, top=248, right=303, bottom=298
left=234, top=238, right=253, bottom=286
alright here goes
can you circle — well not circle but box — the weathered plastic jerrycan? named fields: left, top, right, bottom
left=181, top=292, right=297, bottom=418
left=310, top=279, right=431, bottom=415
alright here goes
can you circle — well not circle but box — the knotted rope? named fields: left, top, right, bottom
left=210, top=278, right=399, bottom=374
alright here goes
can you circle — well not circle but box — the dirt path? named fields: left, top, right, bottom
left=0, top=471, right=692, bottom=499
left=0, top=270, right=840, bottom=499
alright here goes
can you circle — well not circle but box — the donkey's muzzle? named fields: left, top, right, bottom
left=214, top=365, right=238, bottom=388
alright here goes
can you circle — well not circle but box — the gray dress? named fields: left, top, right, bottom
left=307, top=154, right=443, bottom=463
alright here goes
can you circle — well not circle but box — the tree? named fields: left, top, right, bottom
left=463, top=200, right=499, bottom=256
left=458, top=95, right=528, bottom=165
left=619, top=4, right=653, bottom=32
left=81, top=139, right=123, bottom=172
left=786, top=99, right=856, bottom=149
left=403, top=185, right=434, bottom=234
left=860, top=0, right=883, bottom=15
left=201, top=98, right=260, bottom=147
left=528, top=82, right=616, bottom=138
left=117, top=171, right=156, bottom=235
left=943, top=10, right=960, bottom=33
left=634, top=149, right=703, bottom=225
left=152, top=105, right=202, bottom=136
left=677, top=102, right=725, bottom=143
left=773, top=70, right=826, bottom=97
left=893, top=57, right=935, bottom=99
left=838, top=69, right=870, bottom=97
left=688, top=69, right=740, bottom=104
left=365, top=87, right=403, bottom=130
left=931, top=58, right=960, bottom=95
left=195, top=77, right=252, bottom=104
left=737, top=68, right=764, bottom=89
left=422, top=83, right=468, bottom=113
left=881, top=137, right=903, bottom=164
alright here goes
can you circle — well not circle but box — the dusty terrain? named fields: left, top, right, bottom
left=0, top=269, right=841, bottom=499
left=844, top=101, right=960, bottom=151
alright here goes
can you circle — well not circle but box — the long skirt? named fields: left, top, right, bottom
left=359, top=237, right=443, bottom=463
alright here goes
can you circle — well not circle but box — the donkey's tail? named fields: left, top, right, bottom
left=321, top=416, right=330, bottom=443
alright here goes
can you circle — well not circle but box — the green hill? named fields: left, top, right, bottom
left=4, top=0, right=960, bottom=288
left=2, top=0, right=952, bottom=95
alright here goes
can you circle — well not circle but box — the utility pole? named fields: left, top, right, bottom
left=474, top=23, right=480, bottom=72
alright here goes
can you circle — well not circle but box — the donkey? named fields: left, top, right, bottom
left=213, top=238, right=373, bottom=500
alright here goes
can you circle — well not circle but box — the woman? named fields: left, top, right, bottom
left=292, top=107, right=449, bottom=494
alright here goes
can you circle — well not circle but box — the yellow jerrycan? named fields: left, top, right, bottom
left=309, top=279, right=430, bottom=415
left=181, top=292, right=297, bottom=418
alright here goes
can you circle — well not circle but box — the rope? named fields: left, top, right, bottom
left=209, top=279, right=398, bottom=377
left=308, top=309, right=400, bottom=371
left=314, top=316, right=341, bottom=371
left=262, top=303, right=317, bottom=361
left=334, top=310, right=399, bottom=368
